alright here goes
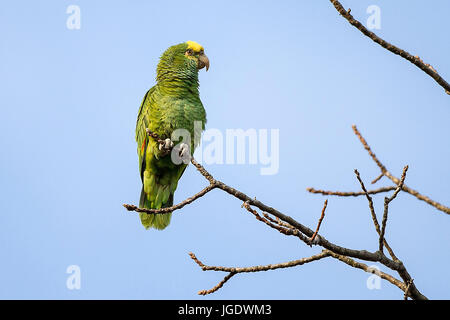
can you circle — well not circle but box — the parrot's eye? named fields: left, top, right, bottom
left=185, top=49, right=194, bottom=56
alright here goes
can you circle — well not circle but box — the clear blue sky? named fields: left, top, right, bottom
left=1, top=0, right=449, bottom=299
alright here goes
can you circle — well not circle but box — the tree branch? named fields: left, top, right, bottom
left=123, top=126, right=436, bottom=300
left=123, top=184, right=216, bottom=214
left=329, top=0, right=450, bottom=95
left=188, top=251, right=331, bottom=295
left=325, top=250, right=406, bottom=292
left=307, top=186, right=396, bottom=197
left=354, top=169, right=398, bottom=261
left=379, top=165, right=408, bottom=253
left=309, top=200, right=328, bottom=245
left=352, top=125, right=450, bottom=215
left=242, top=201, right=311, bottom=244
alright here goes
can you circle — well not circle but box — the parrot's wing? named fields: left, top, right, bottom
left=136, top=87, right=154, bottom=181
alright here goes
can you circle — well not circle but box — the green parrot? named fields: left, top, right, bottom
left=135, top=41, right=209, bottom=230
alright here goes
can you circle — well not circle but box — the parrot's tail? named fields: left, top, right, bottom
left=139, top=186, right=173, bottom=230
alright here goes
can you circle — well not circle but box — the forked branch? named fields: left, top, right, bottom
left=308, top=125, right=450, bottom=215
left=188, top=251, right=330, bottom=295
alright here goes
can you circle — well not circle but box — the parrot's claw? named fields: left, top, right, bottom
left=171, top=142, right=191, bottom=164
left=159, top=138, right=174, bottom=151
left=178, top=143, right=190, bottom=158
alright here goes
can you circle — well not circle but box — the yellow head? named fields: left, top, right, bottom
left=186, top=40, right=204, bottom=53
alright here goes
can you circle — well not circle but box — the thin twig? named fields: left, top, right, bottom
left=123, top=184, right=216, bottom=214
left=307, top=186, right=396, bottom=197
left=309, top=200, right=328, bottom=245
left=326, top=250, right=406, bottom=292
left=354, top=169, right=398, bottom=261
left=379, top=166, right=408, bottom=253
left=189, top=251, right=331, bottom=295
left=352, top=125, right=450, bottom=215
left=262, top=212, right=293, bottom=229
left=242, top=201, right=310, bottom=244
left=351, top=125, right=387, bottom=173
left=199, top=272, right=236, bottom=296
left=330, top=0, right=450, bottom=95
left=371, top=172, right=385, bottom=185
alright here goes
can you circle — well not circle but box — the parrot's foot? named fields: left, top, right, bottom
left=172, top=142, right=191, bottom=164
left=178, top=143, right=190, bottom=158
left=158, top=138, right=174, bottom=156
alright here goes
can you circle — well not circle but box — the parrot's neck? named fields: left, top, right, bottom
left=156, top=58, right=200, bottom=98
left=157, top=75, right=200, bottom=98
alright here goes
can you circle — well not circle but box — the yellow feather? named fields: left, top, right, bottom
left=186, top=40, right=204, bottom=53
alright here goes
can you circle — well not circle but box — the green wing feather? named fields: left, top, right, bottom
left=135, top=87, right=192, bottom=230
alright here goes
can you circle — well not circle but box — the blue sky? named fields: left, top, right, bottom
left=0, top=0, right=449, bottom=299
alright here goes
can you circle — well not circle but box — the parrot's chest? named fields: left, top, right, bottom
left=162, top=98, right=206, bottom=134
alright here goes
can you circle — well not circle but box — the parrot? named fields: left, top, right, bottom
left=135, top=41, right=209, bottom=230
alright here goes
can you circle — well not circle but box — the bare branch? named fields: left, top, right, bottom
left=124, top=126, right=435, bottom=300
left=190, top=157, right=216, bottom=185
left=200, top=272, right=235, bottom=296
left=189, top=251, right=331, bottom=295
left=307, top=186, right=396, bottom=197
left=329, top=0, right=450, bottom=95
left=242, top=201, right=311, bottom=244
left=379, top=166, right=408, bottom=253
left=371, top=172, right=385, bottom=185
left=351, top=125, right=387, bottom=174
left=309, top=200, right=328, bottom=245
left=354, top=169, right=398, bottom=261
left=262, top=212, right=296, bottom=230
left=123, top=184, right=216, bottom=215
left=352, top=125, right=450, bottom=215
left=325, top=250, right=406, bottom=292
left=404, top=279, right=414, bottom=300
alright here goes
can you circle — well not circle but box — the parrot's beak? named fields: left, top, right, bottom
left=198, top=53, right=210, bottom=71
